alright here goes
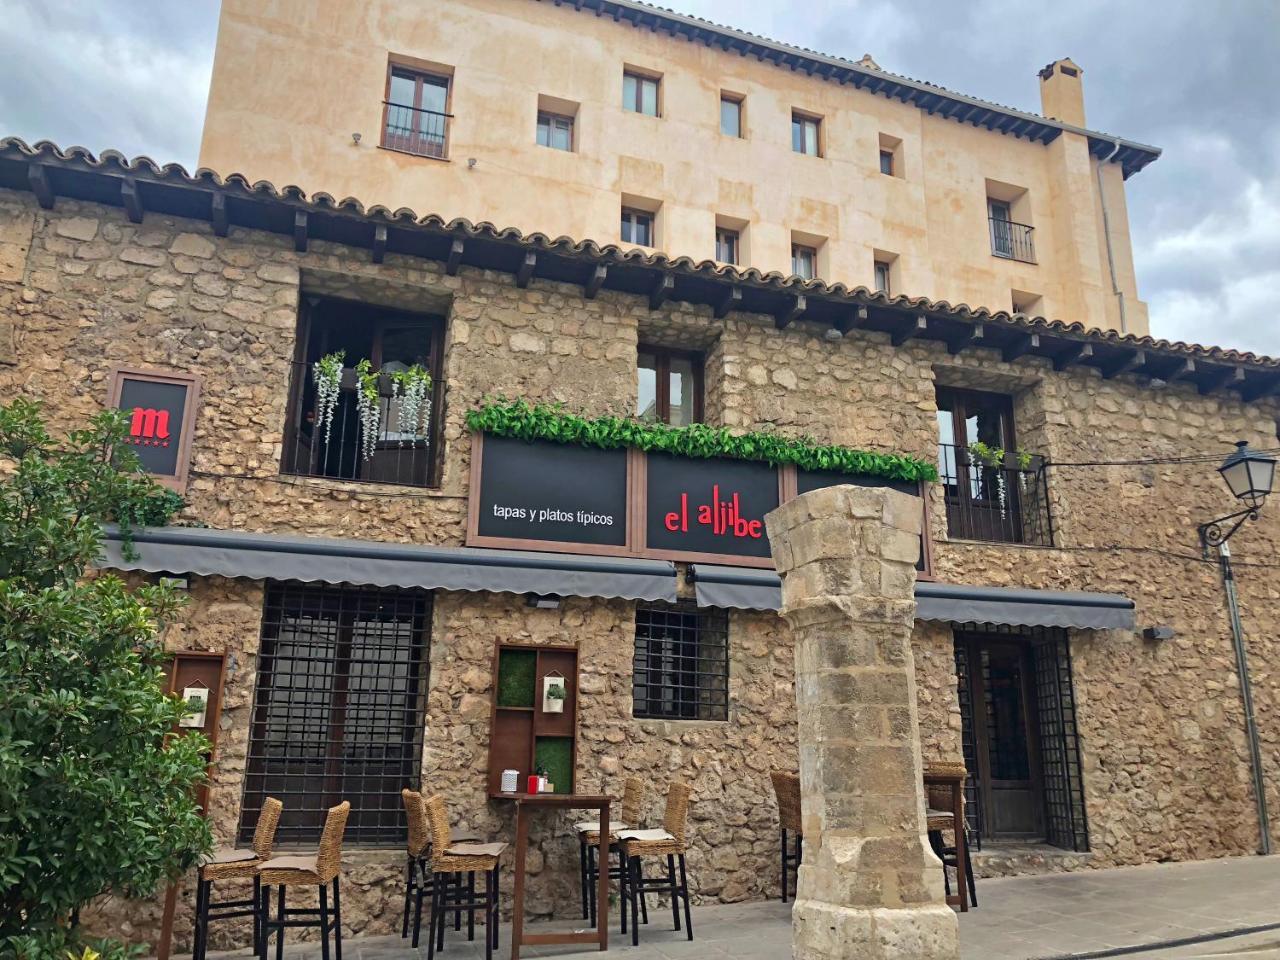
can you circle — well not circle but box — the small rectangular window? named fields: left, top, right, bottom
left=879, top=150, right=894, bottom=176
left=633, top=604, right=728, bottom=721
left=715, top=227, right=739, bottom=265
left=792, top=244, right=816, bottom=280
left=874, top=260, right=892, bottom=295
left=720, top=95, right=742, bottom=137
left=792, top=113, right=820, bottom=156
left=536, top=111, right=574, bottom=151
left=624, top=71, right=659, bottom=116
left=637, top=345, right=703, bottom=426
left=621, top=207, right=654, bottom=247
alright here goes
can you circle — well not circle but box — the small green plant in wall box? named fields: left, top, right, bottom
left=546, top=683, right=567, bottom=700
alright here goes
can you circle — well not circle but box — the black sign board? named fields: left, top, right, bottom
left=116, top=377, right=190, bottom=478
left=474, top=436, right=628, bottom=547
left=645, top=453, right=779, bottom=559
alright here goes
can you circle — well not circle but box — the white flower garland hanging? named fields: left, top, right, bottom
left=311, top=350, right=345, bottom=446
left=392, top=364, right=433, bottom=443
left=355, top=358, right=382, bottom=461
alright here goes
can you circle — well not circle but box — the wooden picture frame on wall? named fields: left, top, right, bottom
left=107, top=366, right=202, bottom=493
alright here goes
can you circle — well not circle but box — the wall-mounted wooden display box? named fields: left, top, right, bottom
left=487, top=642, right=580, bottom=797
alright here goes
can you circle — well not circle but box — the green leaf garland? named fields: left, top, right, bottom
left=465, top=398, right=938, bottom=483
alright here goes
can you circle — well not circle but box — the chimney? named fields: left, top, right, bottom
left=1038, top=58, right=1086, bottom=127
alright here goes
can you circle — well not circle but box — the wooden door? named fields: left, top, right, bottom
left=965, top=637, right=1044, bottom=840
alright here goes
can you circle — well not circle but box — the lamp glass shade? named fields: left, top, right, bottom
left=1219, top=442, right=1276, bottom=507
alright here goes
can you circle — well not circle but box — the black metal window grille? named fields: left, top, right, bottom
left=633, top=604, right=728, bottom=721
left=239, top=583, right=431, bottom=847
left=953, top=625, right=1089, bottom=853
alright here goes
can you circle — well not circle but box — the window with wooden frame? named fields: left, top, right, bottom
left=791, top=244, right=817, bottom=280
left=791, top=112, right=821, bottom=156
left=633, top=604, right=728, bottom=721
left=620, top=206, right=654, bottom=247
left=637, top=345, right=703, bottom=427
left=720, top=93, right=743, bottom=137
left=382, top=66, right=451, bottom=159
left=623, top=70, right=660, bottom=116
left=536, top=111, right=574, bottom=151
left=281, top=297, right=444, bottom=487
left=715, top=225, right=740, bottom=265
left=239, top=583, right=432, bottom=846
left=874, top=260, right=892, bottom=295
left=879, top=150, right=895, bottom=176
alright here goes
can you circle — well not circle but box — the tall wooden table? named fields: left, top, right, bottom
left=923, top=770, right=969, bottom=912
left=499, top=792, right=611, bottom=958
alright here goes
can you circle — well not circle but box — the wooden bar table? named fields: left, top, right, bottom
left=498, top=792, right=612, bottom=958
left=923, top=770, right=969, bottom=912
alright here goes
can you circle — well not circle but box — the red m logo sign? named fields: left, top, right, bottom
left=130, top=407, right=171, bottom=440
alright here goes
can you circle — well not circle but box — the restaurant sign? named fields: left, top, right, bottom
left=468, top=433, right=924, bottom=569
left=108, top=367, right=202, bottom=491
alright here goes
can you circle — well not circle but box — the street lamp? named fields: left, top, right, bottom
left=1197, top=439, right=1276, bottom=856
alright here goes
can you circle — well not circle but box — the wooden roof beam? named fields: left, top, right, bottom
left=835, top=304, right=868, bottom=336
left=1199, top=366, right=1245, bottom=396
left=1001, top=332, right=1039, bottom=363
left=891, top=314, right=928, bottom=347
left=1053, top=341, right=1093, bottom=371
left=293, top=210, right=308, bottom=252
left=948, top=322, right=985, bottom=355
left=584, top=263, right=607, bottom=299
left=445, top=236, right=463, bottom=274
left=515, top=251, right=537, bottom=288
left=120, top=177, right=143, bottom=223
left=28, top=164, right=53, bottom=209
left=211, top=192, right=229, bottom=237
left=372, top=224, right=388, bottom=264
left=1102, top=348, right=1146, bottom=379
left=776, top=294, right=807, bottom=330
left=1239, top=374, right=1280, bottom=403
left=714, top=286, right=741, bottom=319
left=649, top=273, right=674, bottom=310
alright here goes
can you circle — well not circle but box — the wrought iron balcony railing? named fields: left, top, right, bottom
left=281, top=363, right=436, bottom=487
left=989, top=216, right=1036, bottom=264
left=381, top=101, right=450, bottom=159
left=938, top=443, right=1053, bottom=545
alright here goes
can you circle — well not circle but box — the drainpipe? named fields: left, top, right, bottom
left=1218, top=540, right=1272, bottom=855
left=1095, top=138, right=1129, bottom=334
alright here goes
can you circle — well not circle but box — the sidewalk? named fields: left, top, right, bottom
left=204, top=854, right=1280, bottom=960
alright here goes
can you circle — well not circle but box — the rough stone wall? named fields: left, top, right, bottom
left=4, top=189, right=1280, bottom=944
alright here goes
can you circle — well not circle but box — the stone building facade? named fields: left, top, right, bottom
left=1, top=140, right=1278, bottom=950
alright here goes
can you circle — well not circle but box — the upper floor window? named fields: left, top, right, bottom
left=633, top=604, right=728, bottom=722
left=715, top=226, right=740, bottom=265
left=623, top=71, right=660, bottom=116
left=637, top=345, right=703, bottom=427
left=936, top=386, right=1051, bottom=545
left=621, top=207, right=654, bottom=247
left=792, top=113, right=820, bottom=156
left=879, top=150, right=894, bottom=176
left=720, top=94, right=743, bottom=137
left=536, top=111, right=574, bottom=151
left=874, top=260, right=892, bottom=295
left=282, top=297, right=442, bottom=487
left=988, top=196, right=1036, bottom=263
left=792, top=244, right=816, bottom=280
left=383, top=66, right=450, bottom=159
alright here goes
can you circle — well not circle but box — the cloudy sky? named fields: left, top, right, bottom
left=1, top=0, right=1276, bottom=355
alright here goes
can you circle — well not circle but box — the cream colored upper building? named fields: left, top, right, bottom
left=199, top=0, right=1160, bottom=336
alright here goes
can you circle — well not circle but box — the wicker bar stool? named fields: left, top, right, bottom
left=424, top=793, right=507, bottom=960
left=257, top=800, right=349, bottom=960
left=617, top=781, right=693, bottom=947
left=925, top=761, right=977, bottom=908
left=770, top=771, right=803, bottom=903
left=575, top=777, right=645, bottom=926
left=402, top=788, right=485, bottom=945
left=192, top=797, right=282, bottom=960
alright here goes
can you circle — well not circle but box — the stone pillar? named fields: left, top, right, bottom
left=765, top=485, right=959, bottom=960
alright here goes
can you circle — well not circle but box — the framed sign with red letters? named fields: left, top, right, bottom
left=107, top=367, right=202, bottom=492
left=466, top=432, right=930, bottom=572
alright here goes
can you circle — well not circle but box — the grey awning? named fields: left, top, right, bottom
left=99, top=526, right=678, bottom=603
left=691, top=564, right=1135, bottom=630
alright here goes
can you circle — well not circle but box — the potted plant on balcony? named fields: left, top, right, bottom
left=311, top=350, right=345, bottom=445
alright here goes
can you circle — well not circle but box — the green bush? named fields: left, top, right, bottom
left=465, top=398, right=938, bottom=483
left=0, top=399, right=212, bottom=956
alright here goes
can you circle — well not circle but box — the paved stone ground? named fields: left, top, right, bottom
left=204, top=855, right=1280, bottom=960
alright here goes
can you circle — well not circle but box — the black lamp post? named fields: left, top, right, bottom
left=1197, top=440, right=1275, bottom=856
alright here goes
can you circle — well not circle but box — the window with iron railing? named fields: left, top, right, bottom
left=936, top=387, right=1052, bottom=545
left=633, top=604, right=728, bottom=721
left=987, top=199, right=1036, bottom=263
left=281, top=297, right=443, bottom=487
left=383, top=67, right=451, bottom=159
left=239, top=583, right=431, bottom=846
